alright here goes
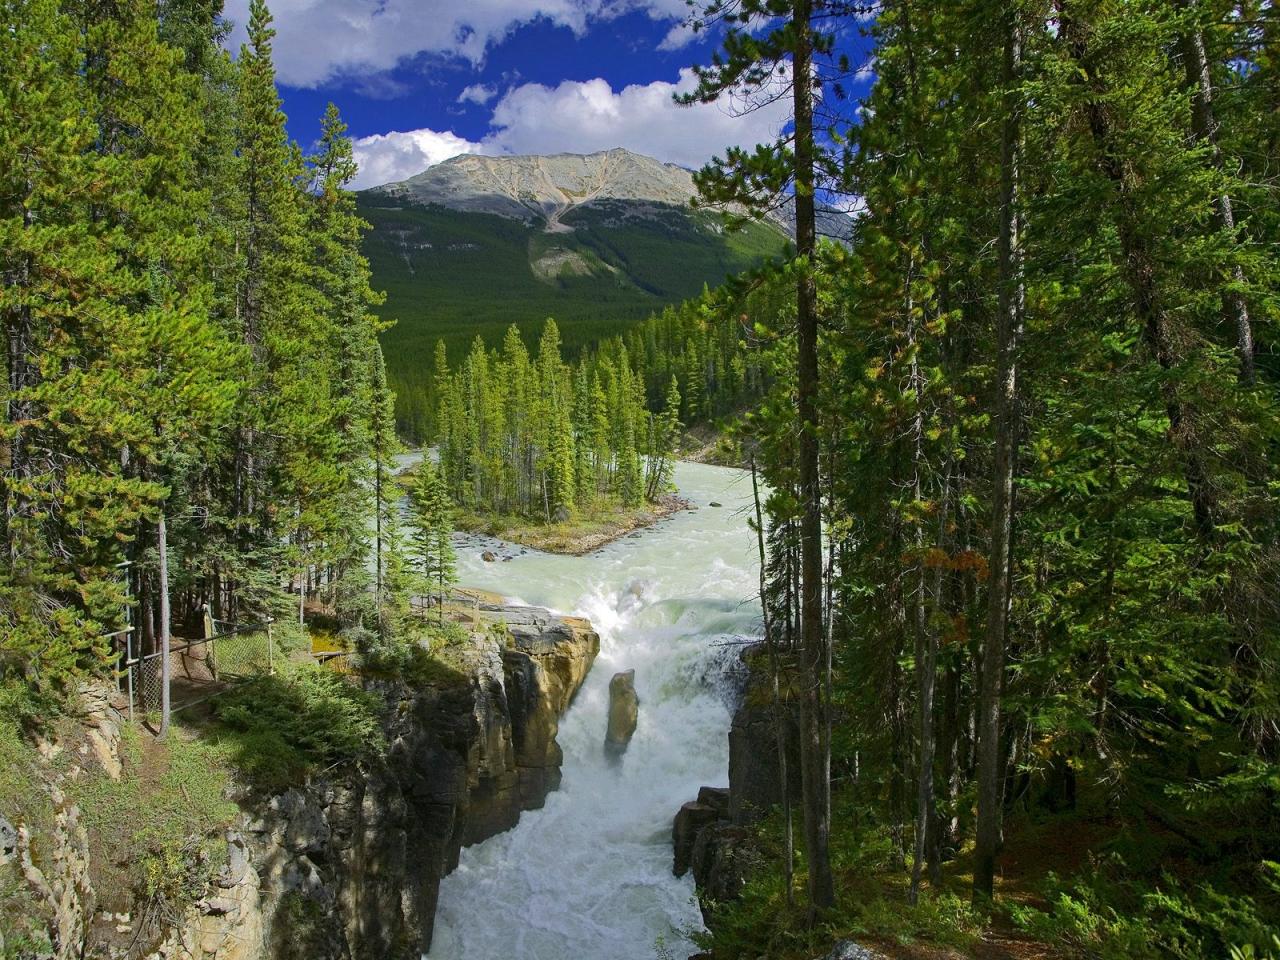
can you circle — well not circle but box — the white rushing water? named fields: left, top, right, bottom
left=426, top=460, right=762, bottom=960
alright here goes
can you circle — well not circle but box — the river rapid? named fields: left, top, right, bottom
left=425, top=460, right=762, bottom=960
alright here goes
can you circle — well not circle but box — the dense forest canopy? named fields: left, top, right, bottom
left=361, top=196, right=787, bottom=441
left=667, top=0, right=1280, bottom=955
left=0, top=0, right=410, bottom=696
left=2, top=0, right=1280, bottom=956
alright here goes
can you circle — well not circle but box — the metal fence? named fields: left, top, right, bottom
left=118, top=621, right=274, bottom=718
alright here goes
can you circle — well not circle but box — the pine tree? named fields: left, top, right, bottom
left=681, top=0, right=843, bottom=910
left=408, top=460, right=457, bottom=626
left=616, top=376, right=644, bottom=509
left=645, top=376, right=682, bottom=501
left=1, top=0, right=240, bottom=694
left=572, top=363, right=595, bottom=508
left=298, top=102, right=387, bottom=626
left=590, top=370, right=612, bottom=495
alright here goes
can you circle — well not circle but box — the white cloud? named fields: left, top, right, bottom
left=656, top=20, right=698, bottom=51
left=349, top=68, right=793, bottom=190
left=484, top=67, right=792, bottom=171
left=457, top=83, right=498, bottom=106
left=222, top=0, right=694, bottom=89
left=349, top=128, right=482, bottom=190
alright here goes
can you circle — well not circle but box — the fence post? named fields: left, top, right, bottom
left=124, top=629, right=135, bottom=724
left=203, top=604, right=216, bottom=681
left=266, top=619, right=275, bottom=676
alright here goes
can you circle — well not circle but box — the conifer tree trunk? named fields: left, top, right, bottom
left=908, top=260, right=936, bottom=905
left=752, top=458, right=795, bottom=905
left=375, top=456, right=384, bottom=605
left=158, top=511, right=172, bottom=739
left=975, top=9, right=1024, bottom=902
left=792, top=0, right=835, bottom=912
left=1178, top=3, right=1256, bottom=384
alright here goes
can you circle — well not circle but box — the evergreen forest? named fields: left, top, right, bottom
left=2, top=0, right=1280, bottom=957
left=1, top=0, right=408, bottom=694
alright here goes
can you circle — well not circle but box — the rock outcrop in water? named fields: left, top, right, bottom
left=5, top=601, right=598, bottom=960
left=604, top=669, right=639, bottom=759
left=672, top=645, right=799, bottom=921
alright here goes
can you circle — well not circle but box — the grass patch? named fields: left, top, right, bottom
left=0, top=682, right=57, bottom=954
left=0, top=679, right=239, bottom=948
left=0, top=683, right=52, bottom=843
left=63, top=720, right=239, bottom=929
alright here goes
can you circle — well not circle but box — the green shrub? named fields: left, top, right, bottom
left=1231, top=935, right=1280, bottom=960
left=0, top=924, right=53, bottom=960
left=1008, top=857, right=1280, bottom=959
left=694, top=810, right=981, bottom=960
left=212, top=666, right=383, bottom=792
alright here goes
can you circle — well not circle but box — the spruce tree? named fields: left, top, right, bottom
left=645, top=376, right=682, bottom=501
left=408, top=460, right=457, bottom=625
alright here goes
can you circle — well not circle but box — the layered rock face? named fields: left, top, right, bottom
left=5, top=601, right=598, bottom=960
left=252, top=601, right=599, bottom=959
left=726, top=680, right=801, bottom=825
left=672, top=645, right=798, bottom=921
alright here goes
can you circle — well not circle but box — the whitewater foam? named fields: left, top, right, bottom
left=426, top=461, right=761, bottom=960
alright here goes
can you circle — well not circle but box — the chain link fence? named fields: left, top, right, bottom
left=121, top=621, right=274, bottom=716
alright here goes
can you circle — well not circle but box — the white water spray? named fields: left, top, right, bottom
left=427, top=462, right=761, bottom=960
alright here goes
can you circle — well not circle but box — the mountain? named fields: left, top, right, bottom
left=372, top=148, right=722, bottom=229
left=358, top=148, right=789, bottom=420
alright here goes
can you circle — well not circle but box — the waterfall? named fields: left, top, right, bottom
left=427, top=462, right=761, bottom=960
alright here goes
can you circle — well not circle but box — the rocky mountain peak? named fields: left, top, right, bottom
left=366, top=148, right=704, bottom=231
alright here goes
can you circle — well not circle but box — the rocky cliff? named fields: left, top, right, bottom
left=247, top=601, right=599, bottom=959
left=671, top=644, right=798, bottom=925
left=2, top=599, right=598, bottom=960
left=671, top=650, right=886, bottom=960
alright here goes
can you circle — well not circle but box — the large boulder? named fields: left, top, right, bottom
left=672, top=787, right=729, bottom=877
left=604, top=670, right=639, bottom=759
left=816, top=942, right=888, bottom=960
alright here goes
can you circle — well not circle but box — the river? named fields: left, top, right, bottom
left=425, top=460, right=762, bottom=960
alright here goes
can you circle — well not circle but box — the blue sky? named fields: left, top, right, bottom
left=223, top=0, right=872, bottom=190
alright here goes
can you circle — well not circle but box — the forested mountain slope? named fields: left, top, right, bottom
left=356, top=149, right=787, bottom=433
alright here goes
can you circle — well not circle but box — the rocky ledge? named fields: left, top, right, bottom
left=671, top=645, right=797, bottom=925
left=4, top=599, right=598, bottom=960
left=247, top=599, right=600, bottom=959
left=672, top=648, right=887, bottom=960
